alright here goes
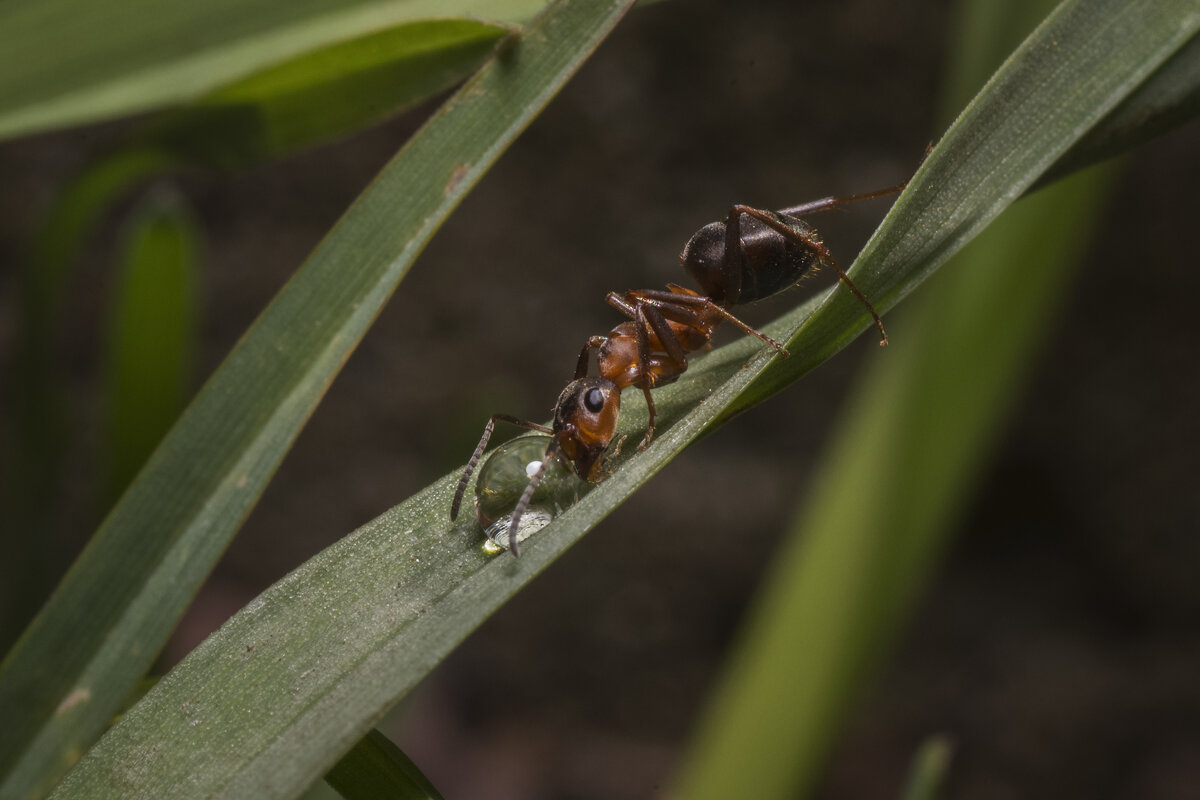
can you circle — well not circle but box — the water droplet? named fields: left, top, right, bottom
left=482, top=508, right=555, bottom=553
left=474, top=434, right=589, bottom=552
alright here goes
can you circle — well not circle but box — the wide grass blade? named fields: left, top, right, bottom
left=0, top=1, right=634, bottom=798
left=0, top=0, right=546, bottom=142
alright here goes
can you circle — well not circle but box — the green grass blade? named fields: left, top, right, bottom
left=144, top=19, right=512, bottom=166
left=0, top=1, right=634, bottom=798
left=4, top=149, right=182, bottom=649
left=900, top=737, right=955, bottom=800
left=324, top=729, right=444, bottom=800
left=1043, top=32, right=1200, bottom=184
left=0, top=0, right=547, bottom=142
left=102, top=189, right=200, bottom=505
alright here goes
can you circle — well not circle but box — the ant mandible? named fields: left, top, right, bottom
left=451, top=181, right=903, bottom=555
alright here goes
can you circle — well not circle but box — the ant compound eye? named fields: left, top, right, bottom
left=584, top=387, right=606, bottom=413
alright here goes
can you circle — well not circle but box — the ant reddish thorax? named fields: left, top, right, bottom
left=451, top=182, right=904, bottom=555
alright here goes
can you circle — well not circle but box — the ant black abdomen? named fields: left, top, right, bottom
left=682, top=213, right=821, bottom=306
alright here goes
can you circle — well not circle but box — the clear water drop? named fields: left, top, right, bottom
left=473, top=434, right=588, bottom=553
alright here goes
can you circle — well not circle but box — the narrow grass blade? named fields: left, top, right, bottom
left=324, top=729, right=444, bottom=800
left=0, top=2, right=634, bottom=798
left=102, top=189, right=199, bottom=505
left=0, top=0, right=547, bottom=142
left=900, top=737, right=954, bottom=800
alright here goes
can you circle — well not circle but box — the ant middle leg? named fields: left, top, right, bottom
left=631, top=301, right=696, bottom=449
left=608, top=297, right=687, bottom=449
left=628, top=286, right=790, bottom=355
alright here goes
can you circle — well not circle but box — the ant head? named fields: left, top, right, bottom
left=553, top=377, right=620, bottom=482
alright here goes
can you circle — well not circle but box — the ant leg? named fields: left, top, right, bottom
left=609, top=290, right=695, bottom=371
left=634, top=287, right=790, bottom=356
left=777, top=145, right=930, bottom=218
left=629, top=302, right=694, bottom=450
left=731, top=205, right=889, bottom=345
left=777, top=180, right=907, bottom=218
left=630, top=302, right=659, bottom=450
left=610, top=292, right=691, bottom=373
left=640, top=303, right=690, bottom=384
left=451, top=414, right=553, bottom=521
left=576, top=335, right=609, bottom=379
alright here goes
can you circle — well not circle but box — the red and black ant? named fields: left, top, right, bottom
left=451, top=182, right=903, bottom=555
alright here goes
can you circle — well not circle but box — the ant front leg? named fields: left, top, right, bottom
left=451, top=414, right=553, bottom=521
left=575, top=335, right=609, bottom=380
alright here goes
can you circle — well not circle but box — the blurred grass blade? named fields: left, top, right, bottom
left=4, top=149, right=181, bottom=649
left=102, top=189, right=200, bottom=505
left=38, top=2, right=1197, bottom=799
left=673, top=0, right=1171, bottom=797
left=0, top=1, right=634, bottom=798
left=324, top=729, right=443, bottom=800
left=144, top=19, right=513, bottom=167
left=0, top=0, right=548, bottom=143
left=900, top=737, right=954, bottom=800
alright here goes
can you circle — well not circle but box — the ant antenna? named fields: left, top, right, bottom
left=451, top=414, right=552, bottom=522
left=506, top=437, right=561, bottom=558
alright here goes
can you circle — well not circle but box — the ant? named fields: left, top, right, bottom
left=451, top=181, right=904, bottom=555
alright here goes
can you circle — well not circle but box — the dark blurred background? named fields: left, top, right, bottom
left=1, top=0, right=1197, bottom=797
